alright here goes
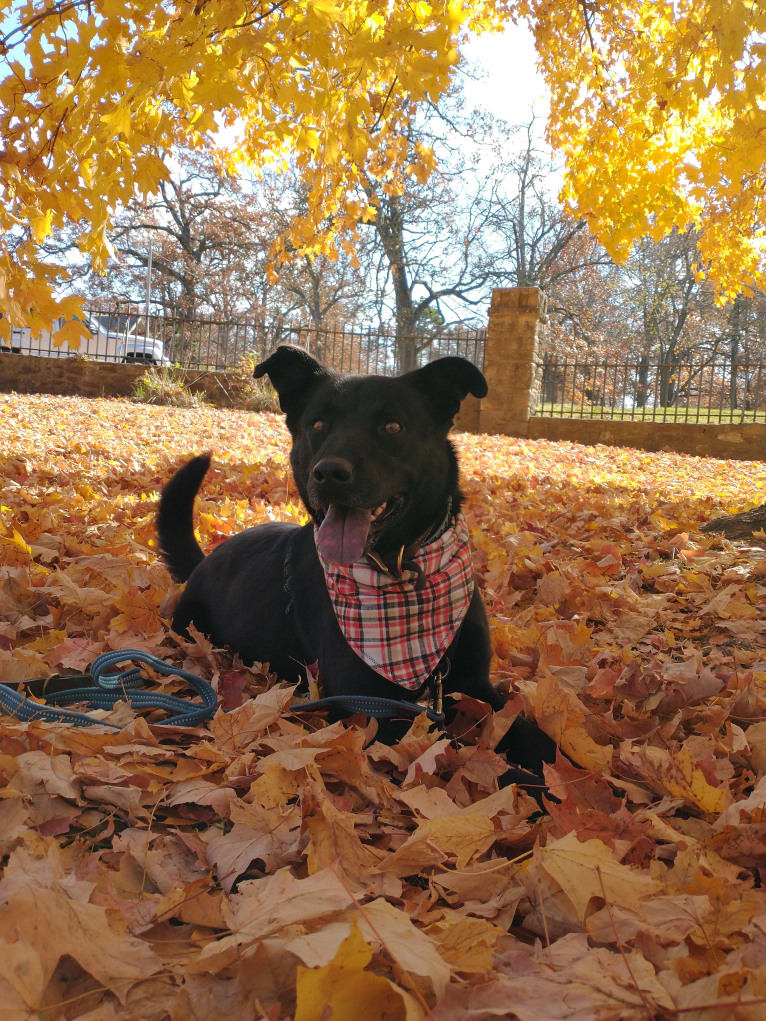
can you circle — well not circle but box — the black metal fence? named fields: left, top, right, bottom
left=277, top=321, right=486, bottom=375
left=2, top=304, right=486, bottom=376
left=537, top=354, right=766, bottom=423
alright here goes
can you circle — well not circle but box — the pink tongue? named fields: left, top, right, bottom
left=316, top=505, right=372, bottom=565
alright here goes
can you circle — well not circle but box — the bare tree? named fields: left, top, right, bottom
left=486, top=120, right=592, bottom=286
left=52, top=149, right=369, bottom=337
left=250, top=167, right=369, bottom=358
left=354, top=86, right=501, bottom=371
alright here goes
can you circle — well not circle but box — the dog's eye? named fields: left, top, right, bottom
left=381, top=421, right=402, bottom=435
left=312, top=419, right=328, bottom=432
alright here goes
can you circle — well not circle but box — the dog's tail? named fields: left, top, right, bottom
left=157, top=454, right=211, bottom=582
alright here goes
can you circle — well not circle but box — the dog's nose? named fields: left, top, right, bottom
left=312, top=458, right=354, bottom=485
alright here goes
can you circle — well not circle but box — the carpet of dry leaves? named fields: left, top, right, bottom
left=3, top=392, right=766, bottom=1021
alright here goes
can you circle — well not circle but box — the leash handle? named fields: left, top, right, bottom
left=90, top=650, right=219, bottom=726
left=89, top=650, right=145, bottom=690
left=0, top=651, right=218, bottom=729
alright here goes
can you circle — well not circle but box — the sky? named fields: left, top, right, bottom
left=462, top=23, right=550, bottom=129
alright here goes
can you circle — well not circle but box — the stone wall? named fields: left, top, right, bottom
left=528, top=416, right=766, bottom=462
left=0, top=354, right=244, bottom=407
left=0, top=353, right=146, bottom=398
left=453, top=394, right=481, bottom=433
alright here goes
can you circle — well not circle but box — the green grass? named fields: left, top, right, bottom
left=536, top=404, right=766, bottom=424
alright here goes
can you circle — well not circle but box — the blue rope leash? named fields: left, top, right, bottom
left=0, top=651, right=444, bottom=729
left=0, top=650, right=218, bottom=728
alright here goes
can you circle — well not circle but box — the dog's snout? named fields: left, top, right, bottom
left=312, top=457, right=354, bottom=486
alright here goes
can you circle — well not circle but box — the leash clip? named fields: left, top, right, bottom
left=430, top=670, right=444, bottom=719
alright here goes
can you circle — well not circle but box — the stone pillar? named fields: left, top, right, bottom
left=479, top=287, right=547, bottom=436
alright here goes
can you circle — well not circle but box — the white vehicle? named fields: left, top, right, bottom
left=1, top=314, right=169, bottom=366
left=2, top=319, right=74, bottom=358
left=116, top=335, right=170, bottom=366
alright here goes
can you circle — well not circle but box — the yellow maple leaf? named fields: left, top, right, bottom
left=52, top=319, right=90, bottom=351
left=663, top=746, right=728, bottom=815
left=0, top=528, right=32, bottom=559
left=294, top=924, right=411, bottom=1021
left=100, top=103, right=132, bottom=140
left=29, top=210, right=53, bottom=243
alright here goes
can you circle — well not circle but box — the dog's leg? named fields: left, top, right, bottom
left=447, top=591, right=504, bottom=710
left=450, top=592, right=560, bottom=781
left=496, top=716, right=558, bottom=774
left=171, top=596, right=210, bottom=641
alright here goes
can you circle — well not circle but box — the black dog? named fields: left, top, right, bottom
left=158, top=346, right=556, bottom=771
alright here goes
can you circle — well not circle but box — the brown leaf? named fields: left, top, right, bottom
left=191, top=866, right=354, bottom=973
left=205, top=800, right=301, bottom=891
left=432, top=932, right=675, bottom=1020
left=537, top=832, right=662, bottom=926
left=0, top=844, right=161, bottom=1001
left=379, top=814, right=496, bottom=876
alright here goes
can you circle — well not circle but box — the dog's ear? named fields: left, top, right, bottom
left=254, top=345, right=331, bottom=423
left=402, top=357, right=488, bottom=428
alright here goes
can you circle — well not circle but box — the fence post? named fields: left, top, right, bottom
left=479, top=287, right=547, bottom=436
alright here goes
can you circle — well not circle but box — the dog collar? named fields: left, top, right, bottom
left=316, top=512, right=474, bottom=690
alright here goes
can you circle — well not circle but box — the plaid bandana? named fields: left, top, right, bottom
left=316, top=512, right=474, bottom=690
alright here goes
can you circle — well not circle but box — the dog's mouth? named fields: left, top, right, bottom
left=315, top=496, right=404, bottom=565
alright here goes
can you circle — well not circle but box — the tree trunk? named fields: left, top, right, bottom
left=729, top=296, right=742, bottom=411
left=394, top=301, right=419, bottom=372
left=635, top=354, right=649, bottom=408
left=700, top=502, right=766, bottom=539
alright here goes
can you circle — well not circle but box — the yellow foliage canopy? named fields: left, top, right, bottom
left=0, top=0, right=511, bottom=336
left=1, top=0, right=765, bottom=330
left=522, top=0, right=766, bottom=299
